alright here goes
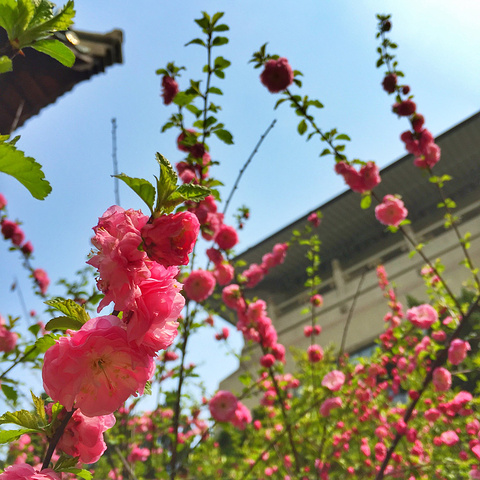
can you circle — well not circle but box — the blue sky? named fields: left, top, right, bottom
left=1, top=0, right=480, bottom=400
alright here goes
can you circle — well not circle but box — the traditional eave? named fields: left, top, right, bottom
left=0, top=28, right=123, bottom=134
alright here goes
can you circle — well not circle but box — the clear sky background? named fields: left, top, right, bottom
left=1, top=0, right=480, bottom=403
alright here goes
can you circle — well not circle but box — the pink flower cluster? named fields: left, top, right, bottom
left=161, top=75, right=179, bottom=105
left=208, top=391, right=252, bottom=430
left=260, top=57, right=294, bottom=93
left=375, top=195, right=408, bottom=227
left=334, top=161, right=381, bottom=194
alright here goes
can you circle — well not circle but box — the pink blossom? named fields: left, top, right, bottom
left=439, top=430, right=459, bottom=446
left=161, top=75, right=179, bottom=105
left=322, top=370, right=345, bottom=391
left=393, top=99, right=416, bottom=117
left=448, top=339, right=471, bottom=365
left=406, top=304, right=438, bottom=329
left=260, top=57, right=294, bottom=93
left=20, top=242, right=33, bottom=256
left=209, top=391, right=238, bottom=422
left=242, top=263, right=265, bottom=288
left=382, top=73, right=397, bottom=93
left=32, top=269, right=49, bottom=295
left=432, top=367, right=452, bottom=392
left=0, top=193, right=6, bottom=210
left=260, top=353, right=275, bottom=368
left=87, top=206, right=150, bottom=311
left=1, top=219, right=24, bottom=246
left=214, top=263, right=234, bottom=286
left=128, top=446, right=150, bottom=463
left=141, top=211, right=199, bottom=267
left=206, top=247, right=224, bottom=266
left=123, top=263, right=184, bottom=354
left=42, top=315, right=155, bottom=416
left=308, top=212, right=321, bottom=227
left=310, top=294, right=323, bottom=307
left=57, top=410, right=115, bottom=463
left=222, top=284, right=245, bottom=310
left=184, top=270, right=216, bottom=302
left=319, top=397, right=342, bottom=416
left=0, top=318, right=17, bottom=353
left=0, top=465, right=61, bottom=480
left=307, top=344, right=324, bottom=363
left=375, top=195, right=408, bottom=227
left=215, top=224, right=239, bottom=251
left=272, top=343, right=286, bottom=363
left=177, top=129, right=197, bottom=152
left=231, top=402, right=252, bottom=430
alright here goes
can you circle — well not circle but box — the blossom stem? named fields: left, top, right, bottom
left=42, top=408, right=75, bottom=469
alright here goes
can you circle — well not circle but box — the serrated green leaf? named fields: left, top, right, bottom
left=360, top=195, right=372, bottom=209
left=0, top=410, right=40, bottom=429
left=32, top=38, right=75, bottom=67
left=0, top=141, right=51, bottom=200
left=1, top=384, right=18, bottom=403
left=176, top=183, right=210, bottom=202
left=0, top=0, right=17, bottom=37
left=44, top=298, right=89, bottom=325
left=144, top=381, right=152, bottom=396
left=213, top=128, right=233, bottom=145
left=0, top=428, right=38, bottom=444
left=55, top=454, right=82, bottom=470
left=0, top=55, right=12, bottom=73
left=155, top=153, right=178, bottom=212
left=45, top=316, right=84, bottom=332
left=31, top=392, right=46, bottom=422
left=113, top=174, right=155, bottom=214
left=35, top=333, right=59, bottom=353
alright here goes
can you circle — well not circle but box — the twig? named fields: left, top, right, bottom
left=10, top=100, right=24, bottom=134
left=222, top=119, right=276, bottom=216
left=337, top=270, right=367, bottom=365
left=42, top=408, right=75, bottom=469
left=111, top=118, right=121, bottom=206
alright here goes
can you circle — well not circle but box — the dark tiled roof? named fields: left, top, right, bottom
left=0, top=28, right=123, bottom=134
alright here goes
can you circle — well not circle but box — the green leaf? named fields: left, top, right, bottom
left=213, top=24, right=229, bottom=32
left=214, top=56, right=231, bottom=69
left=62, top=469, right=92, bottom=480
left=274, top=98, right=286, bottom=110
left=185, top=38, right=206, bottom=47
left=45, top=298, right=89, bottom=325
left=113, top=174, right=155, bottom=214
left=320, top=148, right=331, bottom=157
left=0, top=140, right=51, bottom=200
left=31, top=392, right=46, bottom=422
left=0, top=0, right=17, bottom=37
left=0, top=428, right=38, bottom=444
left=360, top=195, right=372, bottom=209
left=55, top=454, right=82, bottom=471
left=213, top=128, right=233, bottom=145
left=336, top=134, right=351, bottom=141
left=35, top=333, right=60, bottom=353
left=0, top=55, right=12, bottom=73
left=212, top=36, right=228, bottom=46
left=297, top=119, right=307, bottom=135
left=0, top=410, right=40, bottom=429
left=31, top=38, right=75, bottom=67
left=1, top=384, right=18, bottom=403
left=176, top=183, right=210, bottom=202
left=144, top=381, right=152, bottom=396
left=45, top=316, right=84, bottom=332
left=208, top=86, right=223, bottom=95
left=172, top=92, right=196, bottom=107
left=155, top=153, right=178, bottom=212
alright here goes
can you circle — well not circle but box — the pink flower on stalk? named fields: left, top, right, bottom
left=214, top=263, right=234, bottom=286
left=319, top=397, right=342, bottom=416
left=0, top=317, right=17, bottom=353
left=432, top=367, right=451, bottom=392
left=382, top=73, right=397, bottom=94
left=448, top=339, right=471, bottom=365
left=184, top=270, right=216, bottom=302
left=128, top=446, right=150, bottom=463
left=334, top=161, right=380, bottom=193
left=57, top=410, right=115, bottom=463
left=393, top=99, right=416, bottom=117
left=260, top=353, right=275, bottom=368
left=242, top=263, right=265, bottom=288
left=0, top=465, right=61, bottom=480
left=0, top=193, right=6, bottom=210
left=161, top=75, right=179, bottom=105
left=321, top=370, right=345, bottom=391
left=177, top=129, right=197, bottom=152
left=42, top=315, right=155, bottom=417
left=21, top=242, right=33, bottom=256
left=123, top=263, right=184, bottom=355
left=215, top=224, right=239, bottom=251
left=141, top=211, right=199, bottom=267
left=310, top=294, right=323, bottom=307
left=307, top=344, right=324, bottom=363
left=260, top=57, right=294, bottom=93
left=231, top=401, right=252, bottom=430
left=1, top=219, right=24, bottom=246
left=406, top=304, right=438, bottom=329
left=209, top=391, right=238, bottom=422
left=308, top=212, right=321, bottom=227
left=32, top=269, right=49, bottom=295
left=375, top=195, right=408, bottom=227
